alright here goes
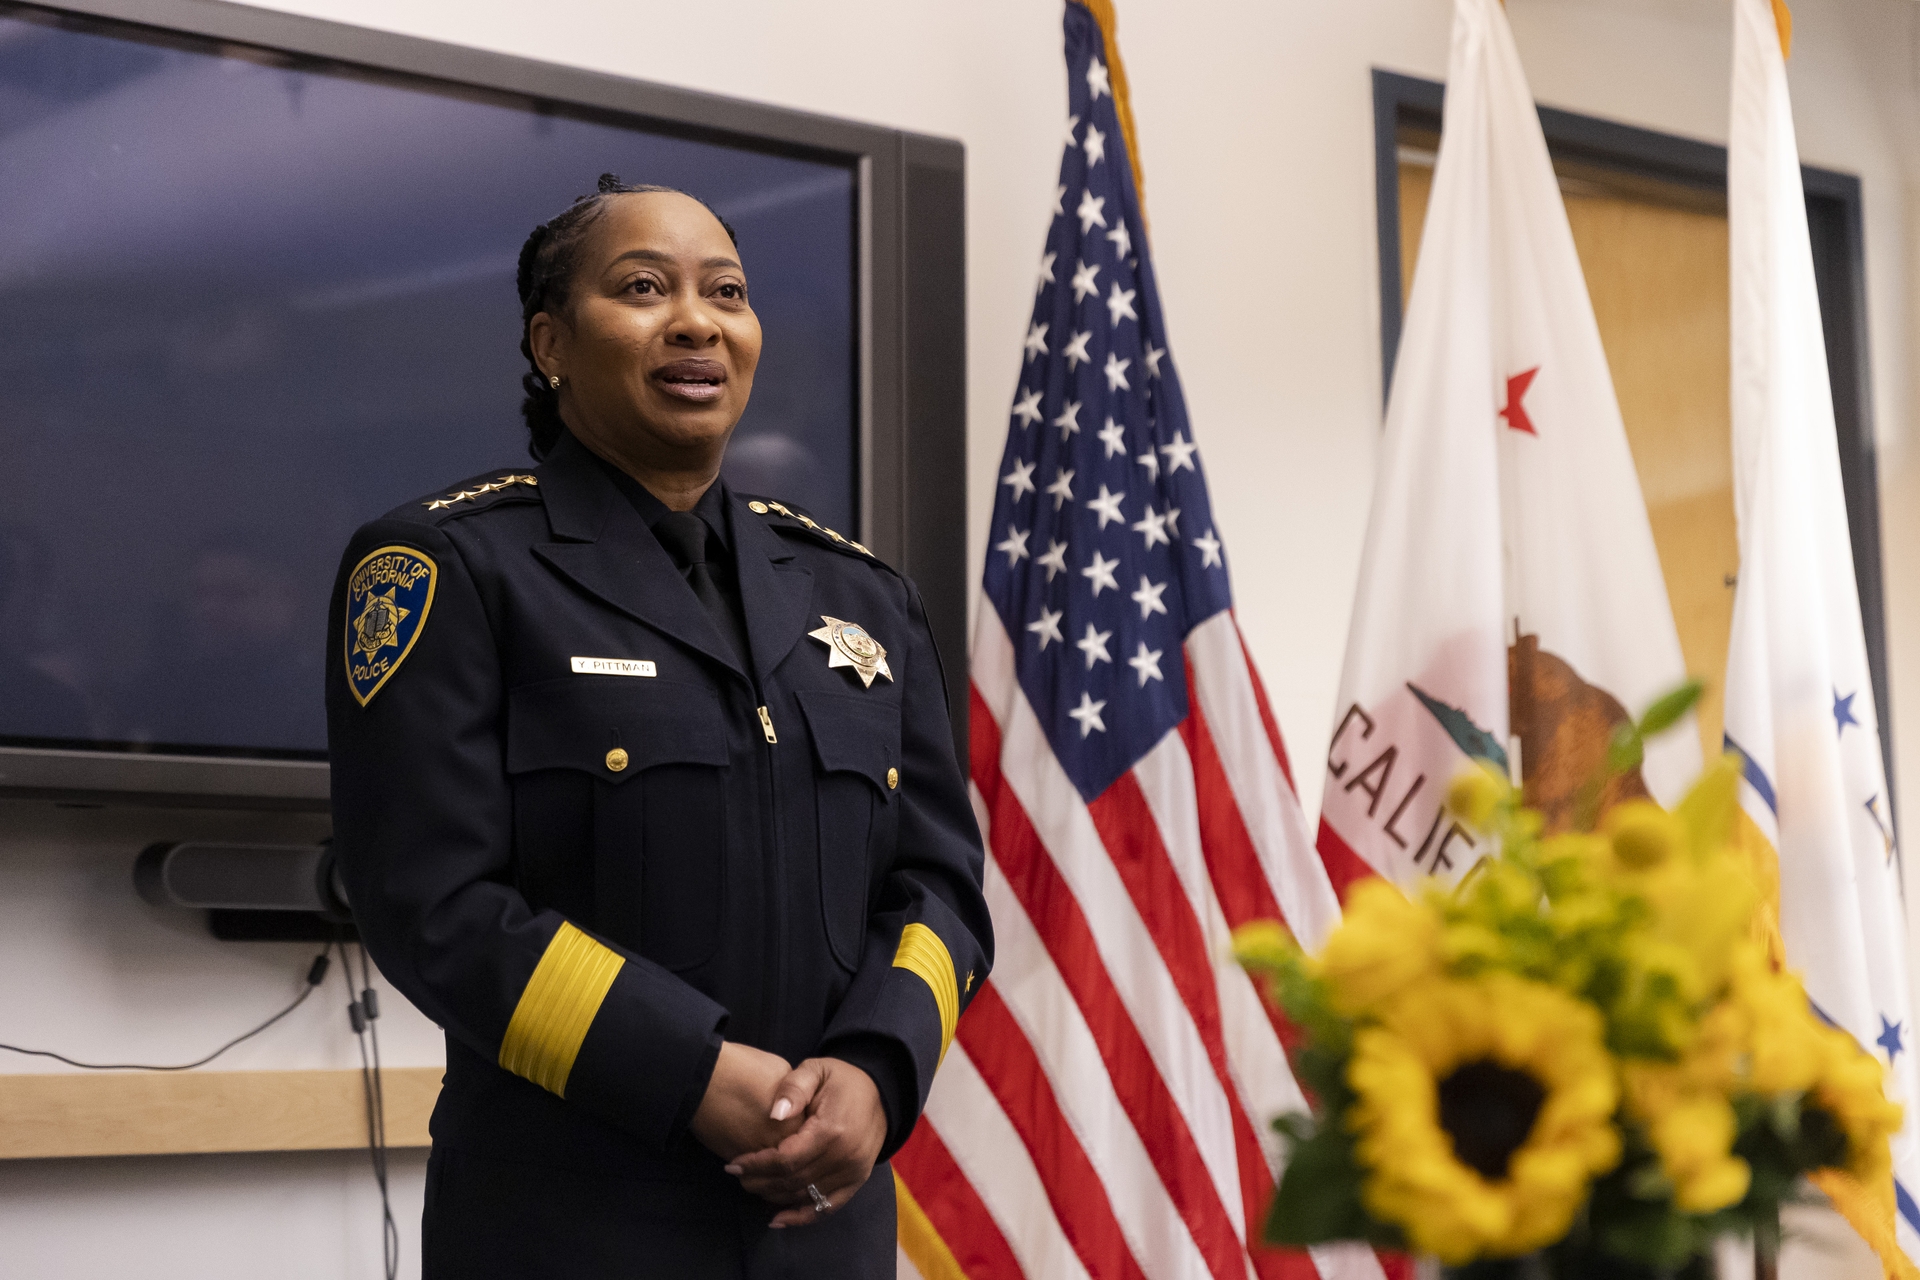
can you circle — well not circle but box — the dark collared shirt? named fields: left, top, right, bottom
left=591, top=451, right=734, bottom=553
left=591, top=451, right=751, bottom=667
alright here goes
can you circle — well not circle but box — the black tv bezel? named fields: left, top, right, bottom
left=0, top=0, right=968, bottom=810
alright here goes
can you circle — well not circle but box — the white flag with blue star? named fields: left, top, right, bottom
left=1724, top=0, right=1920, bottom=1267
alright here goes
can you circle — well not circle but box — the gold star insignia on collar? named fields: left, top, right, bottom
left=808, top=615, right=892, bottom=688
left=425, top=474, right=538, bottom=511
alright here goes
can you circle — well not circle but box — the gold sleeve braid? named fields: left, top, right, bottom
left=498, top=922, right=626, bottom=1097
left=891, top=923, right=959, bottom=1063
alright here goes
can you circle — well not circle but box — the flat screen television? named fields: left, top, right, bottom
left=0, top=0, right=966, bottom=808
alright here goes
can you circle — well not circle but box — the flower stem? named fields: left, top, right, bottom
left=1754, top=1206, right=1781, bottom=1280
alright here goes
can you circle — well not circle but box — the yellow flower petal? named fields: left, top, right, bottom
left=1675, top=753, right=1745, bottom=858
left=1604, top=800, right=1688, bottom=871
left=1320, top=879, right=1443, bottom=1014
left=1448, top=761, right=1510, bottom=833
left=1229, top=919, right=1296, bottom=972
left=1674, top=1157, right=1751, bottom=1213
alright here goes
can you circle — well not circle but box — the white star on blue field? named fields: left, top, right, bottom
left=982, top=5, right=1231, bottom=802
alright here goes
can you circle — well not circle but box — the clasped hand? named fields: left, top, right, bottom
left=688, top=1041, right=887, bottom=1228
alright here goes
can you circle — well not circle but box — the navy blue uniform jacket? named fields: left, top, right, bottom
left=325, top=433, right=991, bottom=1268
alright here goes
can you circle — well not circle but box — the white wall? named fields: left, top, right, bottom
left=0, top=803, right=440, bottom=1280
left=6, top=0, right=1919, bottom=1275
left=0, top=1147, right=428, bottom=1280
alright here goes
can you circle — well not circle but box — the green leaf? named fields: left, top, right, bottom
left=1272, top=1112, right=1316, bottom=1146
left=1596, top=1201, right=1701, bottom=1270
left=1606, top=724, right=1645, bottom=776
left=1626, top=1161, right=1674, bottom=1201
left=1263, top=1125, right=1376, bottom=1247
left=1638, top=680, right=1705, bottom=739
left=1767, top=1094, right=1801, bottom=1143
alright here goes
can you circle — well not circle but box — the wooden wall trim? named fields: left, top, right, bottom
left=0, top=1068, right=438, bottom=1159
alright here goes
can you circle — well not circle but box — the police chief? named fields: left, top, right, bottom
left=325, top=174, right=993, bottom=1278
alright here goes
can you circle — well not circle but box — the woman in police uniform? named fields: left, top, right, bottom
left=326, top=175, right=992, bottom=1278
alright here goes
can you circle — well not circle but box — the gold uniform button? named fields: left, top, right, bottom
left=886, top=767, right=899, bottom=790
left=748, top=501, right=769, bottom=514
left=605, top=748, right=629, bottom=772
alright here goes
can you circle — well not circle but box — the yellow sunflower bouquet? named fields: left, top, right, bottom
left=1235, top=684, right=1902, bottom=1278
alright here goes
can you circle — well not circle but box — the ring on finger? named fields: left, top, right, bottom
left=807, top=1183, right=832, bottom=1216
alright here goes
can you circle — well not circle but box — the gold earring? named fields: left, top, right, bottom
left=548, top=375, right=561, bottom=389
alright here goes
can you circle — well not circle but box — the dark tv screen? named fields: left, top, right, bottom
left=0, top=5, right=857, bottom=758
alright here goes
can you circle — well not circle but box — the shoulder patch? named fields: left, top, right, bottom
left=344, top=545, right=437, bottom=706
left=423, top=473, right=538, bottom=512
left=745, top=498, right=881, bottom=561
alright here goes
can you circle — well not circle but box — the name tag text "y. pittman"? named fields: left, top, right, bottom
left=571, top=657, right=657, bottom=678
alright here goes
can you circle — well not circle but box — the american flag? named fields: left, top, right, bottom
left=892, top=6, right=1401, bottom=1280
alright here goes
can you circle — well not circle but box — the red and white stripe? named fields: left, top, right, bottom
left=895, top=604, right=1404, bottom=1280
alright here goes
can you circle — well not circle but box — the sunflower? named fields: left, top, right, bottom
left=1346, top=972, right=1621, bottom=1263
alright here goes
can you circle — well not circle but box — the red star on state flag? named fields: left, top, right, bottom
left=1500, top=366, right=1540, bottom=435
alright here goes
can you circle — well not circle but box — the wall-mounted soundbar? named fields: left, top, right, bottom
left=135, top=841, right=349, bottom=919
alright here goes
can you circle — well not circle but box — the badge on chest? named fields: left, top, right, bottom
left=808, top=616, right=893, bottom=688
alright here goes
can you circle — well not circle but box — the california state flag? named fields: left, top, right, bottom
left=1724, top=0, right=1920, bottom=1271
left=1317, top=0, right=1698, bottom=892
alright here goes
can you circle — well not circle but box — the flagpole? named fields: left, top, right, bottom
left=1755, top=1209, right=1779, bottom=1280
left=1745, top=10, right=1791, bottom=1280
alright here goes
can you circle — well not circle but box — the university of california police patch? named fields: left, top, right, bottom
left=344, top=545, right=437, bottom=707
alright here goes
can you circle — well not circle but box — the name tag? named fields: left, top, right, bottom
left=571, top=656, right=656, bottom=678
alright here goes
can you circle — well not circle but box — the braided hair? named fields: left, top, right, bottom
left=515, top=173, right=740, bottom=459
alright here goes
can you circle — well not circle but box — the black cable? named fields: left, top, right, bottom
left=340, top=939, right=398, bottom=1280
left=3, top=941, right=398, bottom=1278
left=360, top=942, right=397, bottom=1280
left=0, top=953, right=330, bottom=1071
left=3, top=942, right=399, bottom=1279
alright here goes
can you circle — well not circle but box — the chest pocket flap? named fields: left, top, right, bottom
left=506, top=677, right=728, bottom=781
left=795, top=689, right=900, bottom=802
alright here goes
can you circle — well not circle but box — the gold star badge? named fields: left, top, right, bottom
left=808, top=616, right=892, bottom=688
left=351, top=588, right=409, bottom=659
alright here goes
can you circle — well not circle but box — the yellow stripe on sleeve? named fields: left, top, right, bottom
left=892, top=922, right=960, bottom=1064
left=895, top=1168, right=970, bottom=1280
left=498, top=922, right=625, bottom=1098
